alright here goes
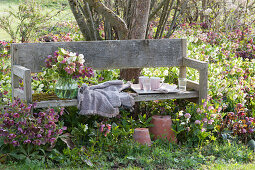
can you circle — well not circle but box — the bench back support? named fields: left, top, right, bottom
left=11, top=39, right=185, bottom=72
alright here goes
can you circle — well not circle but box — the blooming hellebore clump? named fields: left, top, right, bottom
left=0, top=99, right=66, bottom=147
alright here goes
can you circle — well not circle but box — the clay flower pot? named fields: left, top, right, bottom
left=133, top=128, right=152, bottom=146
left=149, top=115, right=176, bottom=143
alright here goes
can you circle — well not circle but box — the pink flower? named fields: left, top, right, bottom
left=236, top=103, right=243, bottom=108
left=208, top=119, right=214, bottom=124
left=184, top=113, right=191, bottom=119
left=106, top=124, right=111, bottom=130
left=49, top=138, right=56, bottom=144
left=60, top=107, right=65, bottom=116
left=195, top=120, right=201, bottom=124
left=211, top=114, right=217, bottom=118
left=23, top=139, right=31, bottom=144
left=61, top=58, right=67, bottom=63
left=202, top=118, right=208, bottom=123
left=197, top=108, right=202, bottom=114
left=12, top=141, right=19, bottom=147
left=208, top=106, right=214, bottom=111
left=201, top=128, right=206, bottom=132
left=99, top=124, right=105, bottom=133
left=241, top=128, right=247, bottom=134
left=13, top=113, right=19, bottom=118
left=8, top=134, right=16, bottom=139
left=203, top=102, right=207, bottom=109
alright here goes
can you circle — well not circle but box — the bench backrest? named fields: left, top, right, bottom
left=11, top=39, right=186, bottom=72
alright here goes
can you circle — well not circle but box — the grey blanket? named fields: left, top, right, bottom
left=77, top=80, right=135, bottom=117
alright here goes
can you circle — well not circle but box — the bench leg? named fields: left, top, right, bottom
left=199, top=68, right=208, bottom=105
left=179, top=66, right=186, bottom=78
left=24, top=69, right=32, bottom=104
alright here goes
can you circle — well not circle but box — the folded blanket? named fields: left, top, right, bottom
left=77, top=80, right=135, bottom=118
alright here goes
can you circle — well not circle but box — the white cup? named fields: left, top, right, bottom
left=142, top=77, right=151, bottom=92
left=150, top=77, right=162, bottom=90
left=139, top=76, right=148, bottom=90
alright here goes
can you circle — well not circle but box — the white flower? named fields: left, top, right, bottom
left=69, top=52, right=76, bottom=57
left=179, top=111, right=184, bottom=117
left=67, top=57, right=72, bottom=64
left=78, top=54, right=85, bottom=64
left=39, top=84, right=44, bottom=88
left=70, top=56, right=77, bottom=62
left=204, top=8, right=212, bottom=15
left=60, top=48, right=68, bottom=55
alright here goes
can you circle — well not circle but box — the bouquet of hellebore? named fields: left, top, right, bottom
left=45, top=48, right=94, bottom=80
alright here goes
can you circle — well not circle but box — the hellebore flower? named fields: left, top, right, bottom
left=195, top=120, right=201, bottom=125
left=184, top=113, right=191, bottom=119
left=23, top=139, right=31, bottom=144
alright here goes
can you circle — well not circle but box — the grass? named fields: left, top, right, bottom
left=203, top=163, right=255, bottom=170
left=0, top=141, right=254, bottom=169
left=0, top=0, right=75, bottom=41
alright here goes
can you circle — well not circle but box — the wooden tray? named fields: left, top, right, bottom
left=131, top=83, right=179, bottom=94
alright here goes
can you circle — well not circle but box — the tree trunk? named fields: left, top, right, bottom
left=120, top=0, right=151, bottom=83
left=201, top=0, right=207, bottom=22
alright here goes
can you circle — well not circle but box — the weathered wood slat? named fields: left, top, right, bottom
left=34, top=91, right=199, bottom=108
left=12, top=65, right=30, bottom=78
left=183, top=57, right=207, bottom=71
left=11, top=39, right=183, bottom=72
left=34, top=99, right=79, bottom=108
left=13, top=89, right=25, bottom=99
left=24, top=68, right=32, bottom=103
left=199, top=68, right=208, bottom=104
left=187, top=80, right=199, bottom=91
left=134, top=91, right=199, bottom=101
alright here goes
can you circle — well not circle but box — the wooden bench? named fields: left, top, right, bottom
left=11, top=39, right=208, bottom=108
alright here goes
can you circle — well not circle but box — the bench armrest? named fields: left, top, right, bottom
left=181, top=57, right=208, bottom=104
left=12, top=65, right=32, bottom=103
left=183, top=57, right=208, bottom=71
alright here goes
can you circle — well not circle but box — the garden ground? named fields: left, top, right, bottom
left=0, top=0, right=255, bottom=169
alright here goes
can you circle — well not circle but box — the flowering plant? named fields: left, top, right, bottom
left=45, top=48, right=94, bottom=80
left=217, top=103, right=255, bottom=143
left=0, top=99, right=66, bottom=147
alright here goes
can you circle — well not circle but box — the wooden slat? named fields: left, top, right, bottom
left=12, top=65, right=30, bottom=78
left=11, top=39, right=183, bottom=72
left=199, top=68, right=208, bottom=104
left=34, top=99, right=79, bottom=108
left=134, top=91, right=199, bottom=102
left=183, top=57, right=207, bottom=71
left=187, top=80, right=199, bottom=91
left=33, top=91, right=198, bottom=108
left=24, top=68, right=32, bottom=103
left=13, top=89, right=25, bottom=99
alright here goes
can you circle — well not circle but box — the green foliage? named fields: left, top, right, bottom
left=0, top=1, right=62, bottom=42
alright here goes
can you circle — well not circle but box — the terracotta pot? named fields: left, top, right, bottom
left=149, top=115, right=176, bottom=143
left=133, top=128, right=152, bottom=146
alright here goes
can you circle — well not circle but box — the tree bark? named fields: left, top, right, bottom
left=120, top=0, right=151, bottom=83
left=85, top=0, right=128, bottom=40
left=68, top=0, right=92, bottom=40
